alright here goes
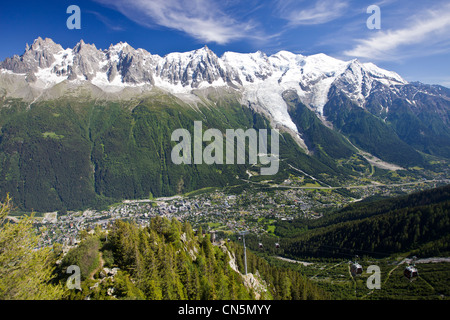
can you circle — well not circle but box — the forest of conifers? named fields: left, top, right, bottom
left=274, top=185, right=450, bottom=259
left=60, top=217, right=329, bottom=300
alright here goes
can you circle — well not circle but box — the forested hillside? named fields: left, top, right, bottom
left=0, top=95, right=252, bottom=212
left=324, top=89, right=426, bottom=167
left=275, top=185, right=450, bottom=259
left=0, top=93, right=360, bottom=212
left=59, top=217, right=329, bottom=300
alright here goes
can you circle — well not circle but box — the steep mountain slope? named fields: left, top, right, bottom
left=0, top=90, right=262, bottom=211
left=1, top=87, right=354, bottom=211
left=324, top=87, right=426, bottom=167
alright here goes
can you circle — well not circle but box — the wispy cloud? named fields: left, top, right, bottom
left=278, top=0, right=349, bottom=26
left=94, top=0, right=268, bottom=45
left=87, top=10, right=125, bottom=31
left=344, top=3, right=450, bottom=61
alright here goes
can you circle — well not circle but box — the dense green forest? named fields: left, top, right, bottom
left=274, top=185, right=450, bottom=259
left=58, top=217, right=328, bottom=300
left=0, top=94, right=253, bottom=212
left=0, top=92, right=367, bottom=212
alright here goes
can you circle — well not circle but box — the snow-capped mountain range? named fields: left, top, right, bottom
left=1, top=38, right=449, bottom=211
left=1, top=37, right=408, bottom=135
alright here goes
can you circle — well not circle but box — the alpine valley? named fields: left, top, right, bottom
left=0, top=37, right=449, bottom=212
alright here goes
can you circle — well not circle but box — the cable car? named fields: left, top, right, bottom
left=404, top=265, right=418, bottom=280
left=404, top=256, right=419, bottom=281
left=275, top=237, right=280, bottom=249
left=350, top=262, right=363, bottom=276
left=259, top=242, right=263, bottom=249
left=238, top=236, right=242, bottom=241
left=350, top=256, right=363, bottom=276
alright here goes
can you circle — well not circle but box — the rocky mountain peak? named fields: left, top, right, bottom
left=73, top=39, right=98, bottom=53
left=29, top=37, right=62, bottom=52
left=3, top=37, right=438, bottom=132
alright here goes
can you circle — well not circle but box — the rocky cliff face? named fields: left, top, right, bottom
left=1, top=37, right=63, bottom=73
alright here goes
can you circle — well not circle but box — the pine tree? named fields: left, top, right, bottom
left=187, top=266, right=200, bottom=300
left=0, top=195, right=64, bottom=299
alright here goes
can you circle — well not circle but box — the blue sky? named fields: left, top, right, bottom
left=1, top=0, right=450, bottom=86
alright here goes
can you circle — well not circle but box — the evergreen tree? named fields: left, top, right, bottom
left=0, top=195, right=64, bottom=299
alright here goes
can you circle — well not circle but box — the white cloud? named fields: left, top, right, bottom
left=279, top=0, right=349, bottom=25
left=87, top=10, right=125, bottom=31
left=95, top=0, right=264, bottom=44
left=344, top=4, right=450, bottom=61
